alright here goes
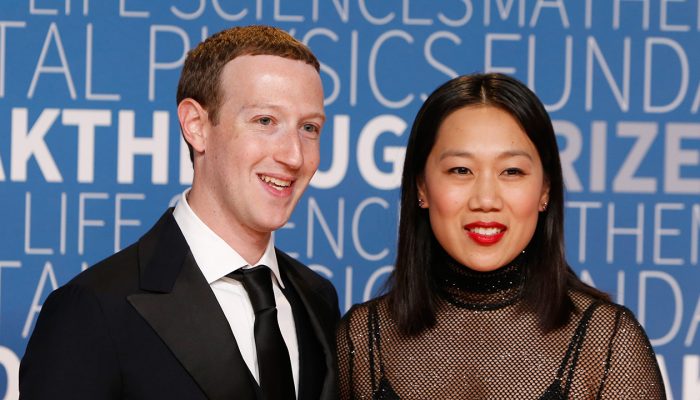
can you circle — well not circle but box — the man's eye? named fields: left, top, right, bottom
left=258, top=117, right=272, bottom=125
left=302, top=124, right=319, bottom=133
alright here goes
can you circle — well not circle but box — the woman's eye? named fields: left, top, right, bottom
left=450, top=167, right=470, bottom=175
left=258, top=117, right=272, bottom=125
left=503, top=168, right=524, bottom=176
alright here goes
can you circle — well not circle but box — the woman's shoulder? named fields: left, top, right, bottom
left=570, top=290, right=633, bottom=316
left=567, top=292, right=663, bottom=396
left=340, top=295, right=389, bottom=325
left=569, top=291, right=649, bottom=340
left=336, top=295, right=391, bottom=351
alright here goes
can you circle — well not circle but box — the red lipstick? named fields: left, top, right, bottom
left=464, top=222, right=506, bottom=245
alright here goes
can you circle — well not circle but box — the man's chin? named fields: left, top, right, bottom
left=256, top=213, right=293, bottom=233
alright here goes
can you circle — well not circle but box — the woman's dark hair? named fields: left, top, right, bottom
left=386, top=72, right=609, bottom=335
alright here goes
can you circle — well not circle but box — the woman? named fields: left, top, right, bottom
left=336, top=73, right=665, bottom=399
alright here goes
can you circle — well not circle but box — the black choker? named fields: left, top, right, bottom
left=435, top=253, right=525, bottom=310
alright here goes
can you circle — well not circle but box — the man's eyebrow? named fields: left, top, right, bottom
left=240, top=104, right=326, bottom=122
left=305, top=112, right=326, bottom=123
left=239, top=103, right=283, bottom=112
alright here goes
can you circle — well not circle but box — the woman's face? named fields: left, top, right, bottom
left=418, top=106, right=549, bottom=272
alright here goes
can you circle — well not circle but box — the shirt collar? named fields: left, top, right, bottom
left=172, top=189, right=284, bottom=288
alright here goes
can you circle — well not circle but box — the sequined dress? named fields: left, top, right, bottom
left=336, top=259, right=665, bottom=399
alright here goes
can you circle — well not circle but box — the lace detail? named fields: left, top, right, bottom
left=337, top=263, right=665, bottom=399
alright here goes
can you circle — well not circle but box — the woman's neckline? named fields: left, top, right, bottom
left=435, top=251, right=526, bottom=310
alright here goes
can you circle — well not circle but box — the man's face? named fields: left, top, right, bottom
left=194, top=54, right=325, bottom=240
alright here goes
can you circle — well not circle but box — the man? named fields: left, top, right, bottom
left=20, top=25, right=340, bottom=400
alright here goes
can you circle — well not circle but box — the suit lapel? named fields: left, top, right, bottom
left=127, top=210, right=257, bottom=400
left=277, top=251, right=338, bottom=400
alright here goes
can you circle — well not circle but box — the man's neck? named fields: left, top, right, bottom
left=186, top=189, right=271, bottom=266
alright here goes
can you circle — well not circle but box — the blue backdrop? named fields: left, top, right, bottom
left=0, top=1, right=698, bottom=398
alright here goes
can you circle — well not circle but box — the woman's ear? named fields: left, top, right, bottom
left=539, top=178, right=550, bottom=212
left=417, top=177, right=429, bottom=208
left=177, top=98, right=208, bottom=155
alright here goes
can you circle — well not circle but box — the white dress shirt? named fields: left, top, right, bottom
left=172, top=189, right=299, bottom=396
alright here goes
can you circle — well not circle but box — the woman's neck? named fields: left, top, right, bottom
left=434, top=251, right=526, bottom=310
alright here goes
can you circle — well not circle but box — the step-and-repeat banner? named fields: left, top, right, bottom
left=0, top=1, right=698, bottom=398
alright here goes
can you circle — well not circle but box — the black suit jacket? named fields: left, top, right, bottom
left=19, top=209, right=341, bottom=400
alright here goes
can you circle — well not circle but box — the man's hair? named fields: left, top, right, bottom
left=177, top=25, right=320, bottom=161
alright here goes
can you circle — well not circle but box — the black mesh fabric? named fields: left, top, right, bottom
left=336, top=259, right=665, bottom=399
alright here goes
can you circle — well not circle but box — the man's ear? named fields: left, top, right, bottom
left=177, top=98, right=208, bottom=154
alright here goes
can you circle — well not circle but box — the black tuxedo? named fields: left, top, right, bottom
left=19, top=209, right=341, bottom=400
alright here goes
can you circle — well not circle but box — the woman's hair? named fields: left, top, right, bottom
left=386, top=72, right=609, bottom=335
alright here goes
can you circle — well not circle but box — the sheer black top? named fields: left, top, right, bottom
left=336, top=259, right=665, bottom=399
